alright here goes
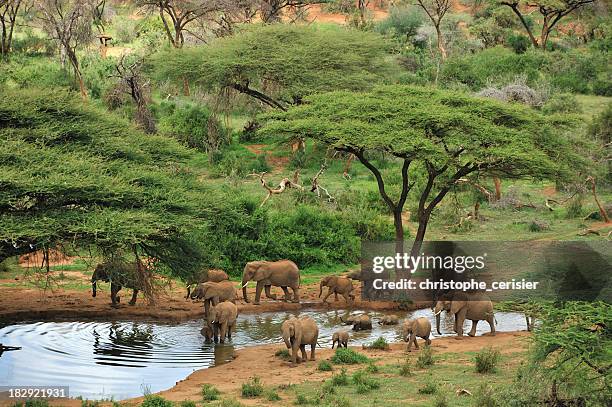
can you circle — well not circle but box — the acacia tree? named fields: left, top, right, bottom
left=151, top=24, right=392, bottom=110
left=415, top=0, right=451, bottom=59
left=259, top=85, right=586, bottom=255
left=257, top=0, right=325, bottom=23
left=35, top=0, right=95, bottom=99
left=0, top=0, right=22, bottom=60
left=498, top=0, right=595, bottom=49
left=0, top=88, right=211, bottom=279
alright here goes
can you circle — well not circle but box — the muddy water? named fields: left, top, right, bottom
left=0, top=309, right=526, bottom=400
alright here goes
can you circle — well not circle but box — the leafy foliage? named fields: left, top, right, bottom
left=331, top=348, right=370, bottom=364
left=149, top=24, right=393, bottom=109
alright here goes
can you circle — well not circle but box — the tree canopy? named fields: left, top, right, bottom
left=0, top=87, right=214, bottom=274
left=149, top=24, right=394, bottom=110
left=259, top=85, right=588, bottom=252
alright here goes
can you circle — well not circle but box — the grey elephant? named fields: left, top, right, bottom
left=191, top=280, right=237, bottom=319
left=378, top=315, right=400, bottom=325
left=331, top=330, right=349, bottom=348
left=319, top=276, right=355, bottom=304
left=185, top=269, right=229, bottom=299
left=281, top=316, right=319, bottom=365
left=434, top=291, right=495, bottom=338
left=91, top=261, right=145, bottom=307
left=402, top=317, right=432, bottom=351
left=207, top=301, right=238, bottom=343
left=341, top=314, right=371, bottom=331
left=242, top=260, right=300, bottom=305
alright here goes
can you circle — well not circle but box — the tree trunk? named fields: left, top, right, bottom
left=66, top=48, right=87, bottom=100
left=435, top=25, right=447, bottom=60
left=493, top=177, right=502, bottom=201
left=393, top=209, right=404, bottom=257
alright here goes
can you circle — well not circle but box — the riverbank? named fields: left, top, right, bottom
left=0, top=282, right=407, bottom=323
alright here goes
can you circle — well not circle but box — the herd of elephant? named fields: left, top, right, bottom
left=90, top=259, right=497, bottom=354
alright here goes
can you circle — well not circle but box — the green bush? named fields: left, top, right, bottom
left=375, top=6, right=424, bottom=44
left=528, top=220, right=550, bottom=232
left=365, top=362, right=379, bottom=373
left=80, top=53, right=117, bottom=99
left=592, top=78, right=612, bottom=96
left=3, top=56, right=72, bottom=89
left=331, top=348, right=369, bottom=364
left=474, top=383, right=499, bottom=407
left=294, top=393, right=311, bottom=405
left=416, top=345, right=434, bottom=368
left=265, top=389, right=281, bottom=401
left=474, top=347, right=501, bottom=373
left=141, top=395, right=173, bottom=407
left=201, top=384, right=220, bottom=401
left=399, top=359, right=412, bottom=376
left=157, top=101, right=230, bottom=154
left=418, top=380, right=438, bottom=394
left=542, top=93, right=582, bottom=115
left=352, top=370, right=380, bottom=393
left=318, top=360, right=333, bottom=371
left=364, top=337, right=389, bottom=350
left=330, top=368, right=350, bottom=386
left=565, top=195, right=584, bottom=219
left=275, top=349, right=291, bottom=360
left=507, top=34, right=531, bottom=54
left=219, top=399, right=244, bottom=407
left=241, top=377, right=264, bottom=398
left=179, top=402, right=196, bottom=407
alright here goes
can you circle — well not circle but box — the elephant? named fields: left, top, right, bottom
left=433, top=291, right=496, bottom=338
left=341, top=314, right=371, bottom=331
left=91, top=261, right=144, bottom=307
left=281, top=316, right=319, bottom=365
left=331, top=330, right=349, bottom=349
left=207, top=301, right=238, bottom=343
left=319, top=276, right=355, bottom=304
left=344, top=269, right=363, bottom=281
left=401, top=317, right=432, bottom=351
left=185, top=269, right=229, bottom=299
left=191, top=280, right=237, bottom=319
left=241, top=260, right=300, bottom=305
left=378, top=315, right=399, bottom=325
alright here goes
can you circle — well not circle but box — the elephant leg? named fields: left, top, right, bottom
left=331, top=340, right=336, bottom=349
left=254, top=281, right=264, bottom=305
left=343, top=341, right=348, bottom=348
left=264, top=285, right=277, bottom=300
left=487, top=315, right=496, bottom=336
left=281, top=286, right=290, bottom=301
left=334, top=291, right=339, bottom=301
left=342, top=292, right=350, bottom=303
left=413, top=334, right=419, bottom=350
left=129, top=289, right=138, bottom=305
left=455, top=310, right=467, bottom=338
left=468, top=320, right=478, bottom=337
left=110, top=283, right=121, bottom=307
left=185, top=285, right=191, bottom=299
left=291, top=286, right=300, bottom=303
left=322, top=288, right=332, bottom=304
left=300, top=344, right=307, bottom=363
left=213, top=323, right=219, bottom=343
left=406, top=334, right=413, bottom=352
left=310, top=344, right=316, bottom=361
left=204, top=300, right=211, bottom=319
left=425, top=335, right=431, bottom=346
left=227, top=323, right=233, bottom=340
left=292, top=344, right=300, bottom=364
left=219, top=322, right=228, bottom=343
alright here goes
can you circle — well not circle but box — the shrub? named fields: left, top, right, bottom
left=253, top=154, right=271, bottom=173
left=565, top=195, right=584, bottom=219
left=141, top=395, right=173, bottom=407
left=542, top=93, right=582, bottom=114
left=528, top=220, right=550, bottom=232
left=275, top=349, right=291, bottom=360
left=364, top=337, right=389, bottom=350
left=474, top=347, right=501, bottom=373
left=375, top=6, right=424, bottom=44
left=219, top=399, right=244, bottom=407
left=201, top=384, right=220, bottom=401
left=418, top=380, right=438, bottom=394
left=294, top=393, right=310, bottom=405
left=265, top=389, right=281, bottom=401
left=399, top=359, right=412, bottom=376
left=157, top=101, right=230, bottom=154
left=330, top=368, right=349, bottom=386
left=507, top=34, right=531, bottom=54
left=81, top=401, right=100, bottom=407
left=179, top=402, right=196, bottom=407
left=474, top=383, right=499, bottom=406
left=365, top=362, right=379, bottom=373
left=241, top=377, right=264, bottom=398
left=592, top=78, right=612, bottom=96
left=331, top=348, right=369, bottom=364
left=416, top=345, right=434, bottom=368
left=352, top=370, right=380, bottom=393
left=318, top=360, right=333, bottom=371
left=433, top=392, right=449, bottom=407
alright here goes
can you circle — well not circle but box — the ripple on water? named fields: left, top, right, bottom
left=0, top=309, right=526, bottom=400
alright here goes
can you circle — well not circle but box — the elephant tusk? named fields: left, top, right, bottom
left=433, top=309, right=443, bottom=316
left=241, top=281, right=249, bottom=289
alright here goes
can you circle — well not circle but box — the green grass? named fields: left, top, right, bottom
left=201, top=383, right=220, bottom=401
left=331, top=348, right=370, bottom=364
left=241, top=377, right=264, bottom=398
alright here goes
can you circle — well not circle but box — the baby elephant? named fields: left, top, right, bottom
left=202, top=301, right=238, bottom=343
left=352, top=315, right=372, bottom=331
left=378, top=315, right=400, bottom=325
left=281, top=316, right=319, bottom=365
left=319, top=276, right=355, bottom=304
left=402, top=317, right=432, bottom=351
left=331, top=330, right=350, bottom=349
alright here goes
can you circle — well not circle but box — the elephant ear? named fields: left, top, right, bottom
left=451, top=299, right=467, bottom=315
left=253, top=264, right=268, bottom=281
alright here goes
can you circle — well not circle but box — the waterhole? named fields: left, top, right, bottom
left=0, top=309, right=526, bottom=400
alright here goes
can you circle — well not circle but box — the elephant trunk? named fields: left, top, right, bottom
left=282, top=331, right=291, bottom=349
left=91, top=278, right=97, bottom=298
left=318, top=282, right=324, bottom=298
left=436, top=313, right=441, bottom=335
left=241, top=276, right=249, bottom=303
